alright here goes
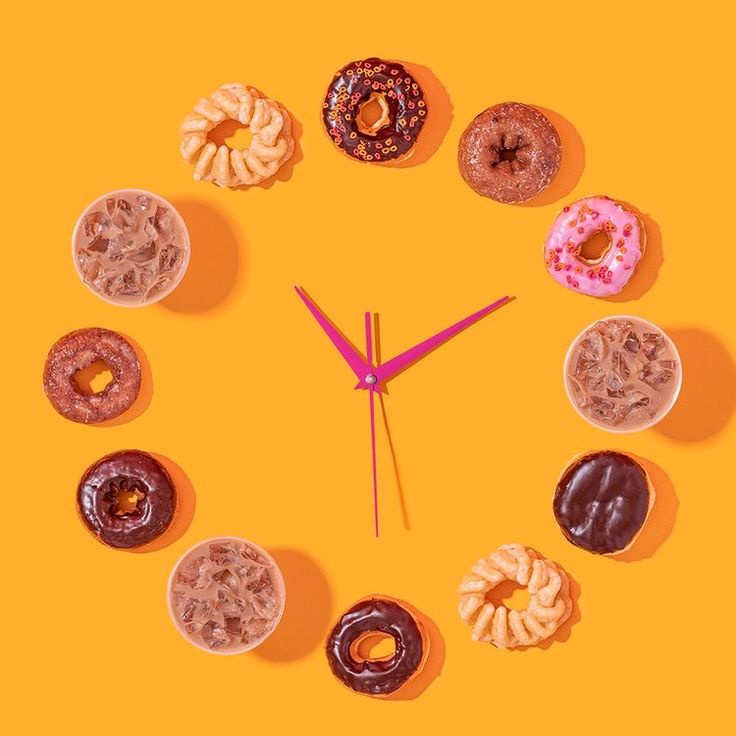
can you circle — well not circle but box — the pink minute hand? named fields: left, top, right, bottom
left=295, top=287, right=371, bottom=382
left=361, top=295, right=512, bottom=388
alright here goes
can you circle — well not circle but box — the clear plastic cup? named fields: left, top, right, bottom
left=167, top=536, right=286, bottom=655
left=71, top=188, right=190, bottom=307
left=563, top=315, right=682, bottom=433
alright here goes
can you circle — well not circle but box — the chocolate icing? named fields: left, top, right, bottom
left=326, top=598, right=424, bottom=696
left=458, top=102, right=561, bottom=203
left=322, top=58, right=427, bottom=162
left=43, top=328, right=141, bottom=424
left=78, top=450, right=176, bottom=549
left=553, top=451, right=650, bottom=554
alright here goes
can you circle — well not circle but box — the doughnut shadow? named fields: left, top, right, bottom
left=521, top=108, right=585, bottom=207
left=386, top=603, right=445, bottom=700
left=383, top=61, right=452, bottom=169
left=604, top=206, right=662, bottom=302
left=131, top=454, right=196, bottom=553
left=254, top=548, right=332, bottom=662
left=94, top=333, right=152, bottom=427
left=615, top=457, right=677, bottom=562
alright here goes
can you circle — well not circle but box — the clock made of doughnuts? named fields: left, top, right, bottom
left=46, top=57, right=682, bottom=697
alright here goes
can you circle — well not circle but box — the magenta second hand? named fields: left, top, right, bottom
left=365, top=312, right=379, bottom=538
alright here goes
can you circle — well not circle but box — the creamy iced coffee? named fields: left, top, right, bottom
left=73, top=189, right=189, bottom=305
left=168, top=537, right=285, bottom=654
left=565, top=316, right=681, bottom=432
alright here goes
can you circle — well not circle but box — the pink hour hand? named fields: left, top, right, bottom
left=364, top=295, right=512, bottom=387
left=295, top=287, right=371, bottom=381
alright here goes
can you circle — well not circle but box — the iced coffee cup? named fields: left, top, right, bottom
left=564, top=316, right=682, bottom=433
left=72, top=189, right=190, bottom=306
left=167, top=537, right=286, bottom=655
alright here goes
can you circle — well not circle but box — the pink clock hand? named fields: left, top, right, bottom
left=295, top=287, right=372, bottom=382
left=360, top=295, right=512, bottom=388
left=365, top=312, right=379, bottom=538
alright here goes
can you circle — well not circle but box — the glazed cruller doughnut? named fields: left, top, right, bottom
left=458, top=544, right=572, bottom=648
left=180, top=83, right=295, bottom=187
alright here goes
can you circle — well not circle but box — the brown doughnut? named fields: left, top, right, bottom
left=77, top=450, right=176, bottom=549
left=325, top=596, right=429, bottom=697
left=458, top=102, right=561, bottom=204
left=43, top=328, right=141, bottom=424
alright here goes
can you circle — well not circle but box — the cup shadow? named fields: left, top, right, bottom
left=521, top=108, right=585, bottom=207
left=656, top=328, right=736, bottom=441
left=604, top=205, right=663, bottom=302
left=386, top=602, right=445, bottom=700
left=383, top=62, right=452, bottom=169
left=96, top=333, right=153, bottom=427
left=255, top=548, right=332, bottom=662
left=134, top=454, right=197, bottom=553
left=161, top=200, right=241, bottom=314
left=615, top=457, right=677, bottom=562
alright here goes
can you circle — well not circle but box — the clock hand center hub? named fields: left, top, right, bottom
left=365, top=373, right=377, bottom=385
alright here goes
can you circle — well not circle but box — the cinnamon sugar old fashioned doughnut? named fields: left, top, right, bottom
left=458, top=544, right=572, bottom=649
left=544, top=196, right=645, bottom=297
left=326, top=596, right=428, bottom=697
left=43, top=328, right=141, bottom=424
left=458, top=102, right=561, bottom=203
left=322, top=58, right=428, bottom=163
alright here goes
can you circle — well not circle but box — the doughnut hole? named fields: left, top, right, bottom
left=349, top=631, right=397, bottom=662
left=208, top=118, right=253, bottom=150
left=356, top=92, right=391, bottom=136
left=577, top=230, right=613, bottom=265
left=73, top=359, right=113, bottom=395
left=485, top=579, right=531, bottom=611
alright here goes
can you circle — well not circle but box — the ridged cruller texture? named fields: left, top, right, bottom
left=180, top=83, right=294, bottom=187
left=458, top=544, right=572, bottom=648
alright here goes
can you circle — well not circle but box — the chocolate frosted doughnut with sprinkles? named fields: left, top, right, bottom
left=322, top=58, right=427, bottom=163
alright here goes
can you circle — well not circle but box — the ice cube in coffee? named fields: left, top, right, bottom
left=565, top=316, right=681, bottom=432
left=72, top=189, right=190, bottom=306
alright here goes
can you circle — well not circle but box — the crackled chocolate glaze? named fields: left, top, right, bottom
left=553, top=451, right=650, bottom=554
left=322, top=58, right=427, bottom=162
left=458, top=102, right=561, bottom=203
left=43, top=328, right=141, bottom=424
left=78, top=450, right=176, bottom=549
left=326, top=598, right=425, bottom=696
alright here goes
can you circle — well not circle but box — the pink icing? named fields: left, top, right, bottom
left=544, top=196, right=645, bottom=297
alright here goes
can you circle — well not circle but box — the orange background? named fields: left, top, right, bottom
left=2, top=1, right=734, bottom=732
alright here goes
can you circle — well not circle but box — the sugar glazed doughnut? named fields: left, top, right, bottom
left=458, top=102, right=561, bottom=203
left=180, top=83, right=295, bottom=187
left=326, top=596, right=428, bottom=696
left=77, top=450, right=176, bottom=549
left=554, top=451, right=653, bottom=555
left=322, top=58, right=427, bottom=163
left=458, top=544, right=572, bottom=648
left=544, top=196, right=645, bottom=297
left=43, top=328, right=141, bottom=424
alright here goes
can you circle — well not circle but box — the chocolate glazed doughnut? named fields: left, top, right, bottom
left=458, top=102, right=561, bottom=203
left=78, top=450, right=176, bottom=549
left=553, top=451, right=653, bottom=555
left=43, top=328, right=141, bottom=424
left=326, top=597, right=427, bottom=697
left=322, top=58, right=428, bottom=163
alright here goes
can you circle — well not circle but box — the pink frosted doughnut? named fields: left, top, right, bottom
left=544, top=196, right=645, bottom=297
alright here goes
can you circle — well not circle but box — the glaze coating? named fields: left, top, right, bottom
left=78, top=450, right=176, bottom=549
left=322, top=58, right=427, bottom=162
left=553, top=451, right=651, bottom=554
left=326, top=597, right=425, bottom=696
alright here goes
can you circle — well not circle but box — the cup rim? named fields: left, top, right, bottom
left=562, top=314, right=683, bottom=434
left=166, top=535, right=286, bottom=656
left=71, top=188, right=191, bottom=308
